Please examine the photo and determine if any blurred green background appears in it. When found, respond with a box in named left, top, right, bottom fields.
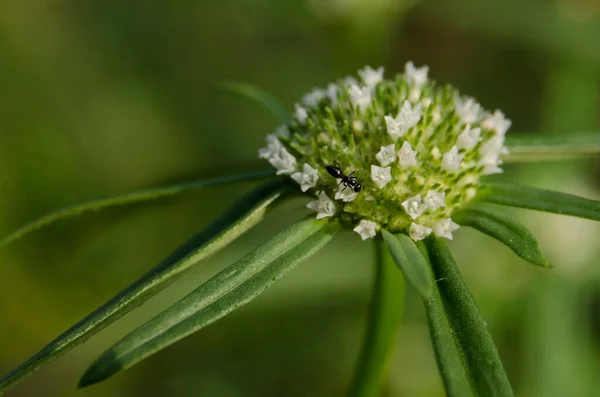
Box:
left=1, top=0, right=600, bottom=396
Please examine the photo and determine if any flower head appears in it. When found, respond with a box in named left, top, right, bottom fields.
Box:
left=258, top=63, right=511, bottom=241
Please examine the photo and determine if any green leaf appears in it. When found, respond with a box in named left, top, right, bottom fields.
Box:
left=221, top=81, right=290, bottom=123
left=504, top=133, right=600, bottom=163
left=0, top=179, right=288, bottom=395
left=479, top=183, right=600, bottom=222
left=454, top=203, right=549, bottom=267
left=417, top=244, right=473, bottom=397
left=0, top=170, right=276, bottom=251
left=382, top=230, right=432, bottom=300
left=348, top=239, right=406, bottom=397
left=425, top=237, right=514, bottom=397
left=79, top=218, right=339, bottom=387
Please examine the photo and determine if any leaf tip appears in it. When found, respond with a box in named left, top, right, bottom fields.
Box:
left=78, top=352, right=122, bottom=389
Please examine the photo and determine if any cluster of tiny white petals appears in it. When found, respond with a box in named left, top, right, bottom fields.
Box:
left=376, top=144, right=397, bottom=166
left=482, top=110, right=511, bottom=136
left=258, top=133, right=297, bottom=175
left=292, top=163, right=320, bottom=192
left=335, top=185, right=358, bottom=203
left=405, top=61, right=429, bottom=87
left=258, top=62, right=511, bottom=242
left=358, top=66, right=385, bottom=89
left=456, top=125, right=481, bottom=150
left=455, top=97, right=481, bottom=124
left=371, top=165, right=392, bottom=189
left=385, top=100, right=421, bottom=140
left=307, top=191, right=336, bottom=219
left=294, top=104, right=308, bottom=124
left=442, top=146, right=463, bottom=172
left=410, top=223, right=433, bottom=241
left=349, top=84, right=372, bottom=112
left=433, top=218, right=460, bottom=240
left=425, top=191, right=446, bottom=211
left=402, top=194, right=427, bottom=220
left=354, top=219, right=378, bottom=240
left=398, top=142, right=418, bottom=167
left=302, top=88, right=326, bottom=108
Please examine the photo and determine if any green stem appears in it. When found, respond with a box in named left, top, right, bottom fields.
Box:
left=0, top=170, right=276, bottom=250
left=348, top=239, right=406, bottom=397
left=503, top=133, right=600, bottom=163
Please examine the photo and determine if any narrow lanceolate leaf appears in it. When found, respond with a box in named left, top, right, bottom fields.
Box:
left=0, top=170, right=276, bottom=250
left=417, top=244, right=473, bottom=397
left=79, top=218, right=339, bottom=387
left=0, top=179, right=289, bottom=395
left=382, top=230, right=432, bottom=300
left=221, top=81, right=290, bottom=123
left=480, top=183, right=600, bottom=222
left=504, top=133, right=600, bottom=163
left=425, top=237, right=514, bottom=397
left=454, top=204, right=549, bottom=267
left=348, top=239, right=406, bottom=397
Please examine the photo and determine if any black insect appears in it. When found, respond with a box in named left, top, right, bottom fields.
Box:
left=325, top=162, right=362, bottom=193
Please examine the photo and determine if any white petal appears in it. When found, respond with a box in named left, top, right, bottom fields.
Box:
left=335, top=184, right=358, bottom=202
left=375, top=144, right=397, bottom=166
left=291, top=163, right=319, bottom=192
left=349, top=84, right=372, bottom=112
left=398, top=141, right=418, bottom=167
left=402, top=194, right=426, bottom=220
left=433, top=218, right=460, bottom=240
left=258, top=134, right=283, bottom=160
left=442, top=146, right=463, bottom=172
left=275, top=125, right=290, bottom=139
left=455, top=96, right=481, bottom=124
left=409, top=223, right=433, bottom=241
left=294, top=104, right=308, bottom=124
left=270, top=148, right=297, bottom=175
left=358, top=66, right=384, bottom=89
left=385, top=115, right=403, bottom=140
left=405, top=61, right=429, bottom=87
left=371, top=165, right=392, bottom=189
left=353, top=220, right=378, bottom=240
left=456, top=124, right=482, bottom=150
left=326, top=83, right=338, bottom=105
left=307, top=191, right=336, bottom=219
left=481, top=110, right=511, bottom=136
left=302, top=88, right=326, bottom=108
left=397, top=100, right=422, bottom=129
left=424, top=191, right=446, bottom=211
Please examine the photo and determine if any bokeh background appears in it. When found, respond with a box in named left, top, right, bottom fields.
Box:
left=1, top=0, right=600, bottom=396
